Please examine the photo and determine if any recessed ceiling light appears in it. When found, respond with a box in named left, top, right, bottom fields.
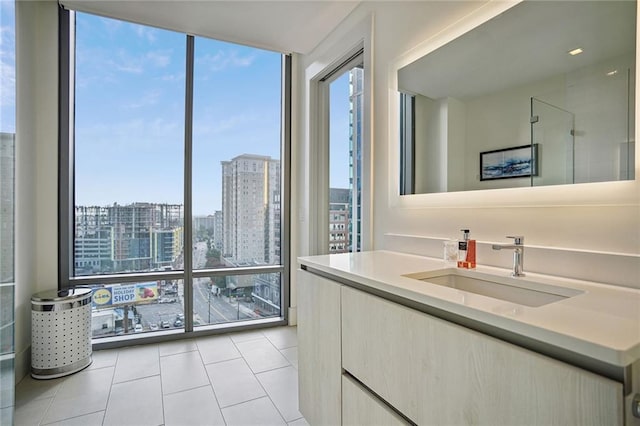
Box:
left=568, top=48, right=583, bottom=56
left=606, top=70, right=618, bottom=76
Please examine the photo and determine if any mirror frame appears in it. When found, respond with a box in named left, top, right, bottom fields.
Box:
left=387, top=0, right=639, bottom=210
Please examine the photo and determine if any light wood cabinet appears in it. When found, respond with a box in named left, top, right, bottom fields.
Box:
left=297, top=269, right=342, bottom=426
left=342, top=374, right=408, bottom=426
left=298, top=268, right=627, bottom=425
left=341, top=285, right=624, bottom=425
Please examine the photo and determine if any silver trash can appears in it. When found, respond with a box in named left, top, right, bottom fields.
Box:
left=31, top=288, right=93, bottom=379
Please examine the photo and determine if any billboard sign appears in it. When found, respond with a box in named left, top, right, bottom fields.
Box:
left=92, top=282, right=159, bottom=308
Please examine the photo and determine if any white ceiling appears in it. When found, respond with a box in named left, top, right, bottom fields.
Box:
left=398, top=1, right=637, bottom=100
left=61, top=0, right=361, bottom=54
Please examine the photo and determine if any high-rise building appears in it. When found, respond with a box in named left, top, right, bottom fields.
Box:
left=329, top=188, right=350, bottom=253
left=75, top=203, right=183, bottom=274
left=221, top=154, right=280, bottom=265
left=349, top=67, right=364, bottom=252
left=193, top=215, right=216, bottom=236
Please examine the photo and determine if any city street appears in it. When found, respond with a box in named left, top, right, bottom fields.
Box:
left=135, top=241, right=262, bottom=330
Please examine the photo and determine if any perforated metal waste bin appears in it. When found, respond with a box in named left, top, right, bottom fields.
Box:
left=31, top=288, right=93, bottom=379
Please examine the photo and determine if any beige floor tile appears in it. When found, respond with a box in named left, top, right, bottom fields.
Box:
left=13, top=396, right=51, bottom=426
left=15, top=375, right=64, bottom=405
left=45, top=410, right=105, bottom=426
left=229, top=329, right=265, bottom=344
left=103, top=376, right=163, bottom=426
left=163, top=385, right=225, bottom=426
left=14, top=327, right=303, bottom=425
left=113, top=344, right=160, bottom=384
left=205, top=358, right=265, bottom=408
left=262, top=326, right=298, bottom=349
left=256, top=366, right=302, bottom=422
left=288, top=417, right=310, bottom=426
left=40, top=367, right=114, bottom=424
left=279, top=347, right=298, bottom=369
left=235, top=338, right=290, bottom=374
left=87, top=349, right=119, bottom=371
left=160, top=350, right=209, bottom=395
left=158, top=338, right=198, bottom=357
left=196, top=335, right=241, bottom=365
left=221, top=396, right=286, bottom=426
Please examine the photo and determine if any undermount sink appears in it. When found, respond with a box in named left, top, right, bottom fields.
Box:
left=403, top=270, right=584, bottom=307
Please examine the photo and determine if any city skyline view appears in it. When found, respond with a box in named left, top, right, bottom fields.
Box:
left=71, top=11, right=351, bottom=216
left=0, top=5, right=353, bottom=215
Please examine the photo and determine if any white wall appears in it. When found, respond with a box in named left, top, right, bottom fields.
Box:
left=15, top=1, right=60, bottom=382
left=296, top=1, right=639, bottom=289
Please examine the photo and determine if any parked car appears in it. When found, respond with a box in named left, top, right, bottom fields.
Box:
left=174, top=319, right=183, bottom=327
left=161, top=320, right=171, bottom=329
left=150, top=323, right=159, bottom=331
left=134, top=324, right=143, bottom=333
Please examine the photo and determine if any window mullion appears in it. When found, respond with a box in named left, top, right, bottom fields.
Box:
left=58, top=6, right=74, bottom=289
left=183, top=35, right=195, bottom=331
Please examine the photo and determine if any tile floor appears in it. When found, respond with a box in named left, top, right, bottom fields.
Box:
left=14, top=326, right=308, bottom=426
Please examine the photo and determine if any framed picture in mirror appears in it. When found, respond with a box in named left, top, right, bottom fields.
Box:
left=480, top=144, right=538, bottom=181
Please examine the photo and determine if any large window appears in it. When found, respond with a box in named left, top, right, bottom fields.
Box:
left=0, top=0, right=16, bottom=422
left=326, top=54, right=364, bottom=254
left=60, top=10, right=289, bottom=339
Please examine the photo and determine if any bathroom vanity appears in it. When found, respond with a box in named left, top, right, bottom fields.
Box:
left=297, top=251, right=640, bottom=425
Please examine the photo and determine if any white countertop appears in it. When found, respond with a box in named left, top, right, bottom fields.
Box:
left=298, top=250, right=640, bottom=368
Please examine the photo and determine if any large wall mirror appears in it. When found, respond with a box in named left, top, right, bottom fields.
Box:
left=398, top=1, right=636, bottom=195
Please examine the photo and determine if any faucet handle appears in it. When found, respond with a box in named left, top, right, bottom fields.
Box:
left=506, top=235, right=524, bottom=245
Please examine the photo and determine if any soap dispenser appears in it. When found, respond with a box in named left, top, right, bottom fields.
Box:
left=457, top=229, right=476, bottom=269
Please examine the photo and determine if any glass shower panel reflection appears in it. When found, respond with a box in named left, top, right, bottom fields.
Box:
left=530, top=98, right=575, bottom=187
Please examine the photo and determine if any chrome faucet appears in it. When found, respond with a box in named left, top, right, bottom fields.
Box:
left=492, top=236, right=525, bottom=277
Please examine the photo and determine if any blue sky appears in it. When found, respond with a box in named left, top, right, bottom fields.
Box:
left=0, top=0, right=15, bottom=134
left=73, top=12, right=351, bottom=215
left=0, top=8, right=351, bottom=215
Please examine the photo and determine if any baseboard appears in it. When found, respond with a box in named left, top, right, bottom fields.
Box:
left=288, top=307, right=297, bottom=326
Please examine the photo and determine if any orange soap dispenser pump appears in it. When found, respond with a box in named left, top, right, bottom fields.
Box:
left=457, top=229, right=476, bottom=269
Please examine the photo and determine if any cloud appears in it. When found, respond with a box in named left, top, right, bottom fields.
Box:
left=161, top=72, right=185, bottom=82
left=146, top=50, right=172, bottom=68
left=100, top=16, right=123, bottom=35
left=123, top=89, right=162, bottom=109
left=0, top=25, right=15, bottom=109
left=76, top=117, right=182, bottom=152
left=197, top=50, right=256, bottom=72
left=111, top=49, right=144, bottom=74
left=0, top=26, right=15, bottom=49
left=134, top=25, right=157, bottom=43
left=0, top=61, right=15, bottom=107
left=101, top=49, right=167, bottom=74
left=194, top=113, right=258, bottom=136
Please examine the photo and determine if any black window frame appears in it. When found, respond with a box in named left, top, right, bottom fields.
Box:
left=57, top=7, right=291, bottom=340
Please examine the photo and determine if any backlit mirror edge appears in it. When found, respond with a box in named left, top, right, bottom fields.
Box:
left=387, top=0, right=640, bottom=210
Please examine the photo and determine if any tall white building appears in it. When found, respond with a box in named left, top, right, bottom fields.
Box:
left=221, top=154, right=280, bottom=265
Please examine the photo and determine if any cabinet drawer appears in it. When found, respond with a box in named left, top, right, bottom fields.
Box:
left=341, top=286, right=623, bottom=425
left=342, top=374, right=409, bottom=426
